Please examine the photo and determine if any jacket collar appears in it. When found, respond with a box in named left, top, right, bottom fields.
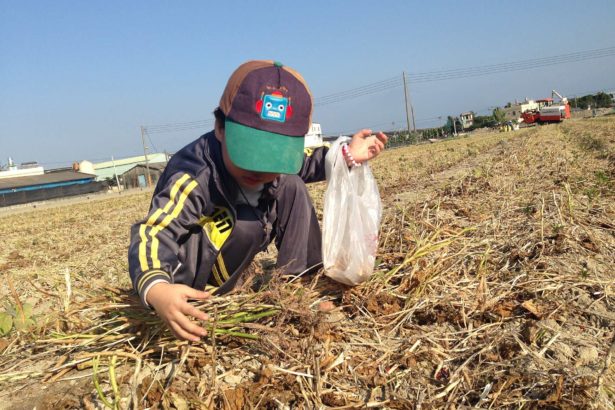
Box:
left=200, top=131, right=237, bottom=207
left=205, top=131, right=281, bottom=206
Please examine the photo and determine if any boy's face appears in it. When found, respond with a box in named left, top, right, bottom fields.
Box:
left=216, top=127, right=279, bottom=189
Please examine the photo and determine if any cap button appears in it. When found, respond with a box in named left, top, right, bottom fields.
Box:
left=273, top=61, right=283, bottom=67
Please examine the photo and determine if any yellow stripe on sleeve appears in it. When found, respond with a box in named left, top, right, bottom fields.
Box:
left=212, top=264, right=224, bottom=286
left=138, top=173, right=192, bottom=272
left=138, top=225, right=149, bottom=272
left=137, top=269, right=169, bottom=293
left=150, top=179, right=199, bottom=269
left=146, top=209, right=164, bottom=227
left=216, top=253, right=230, bottom=281
left=204, top=284, right=218, bottom=292
left=165, top=174, right=191, bottom=212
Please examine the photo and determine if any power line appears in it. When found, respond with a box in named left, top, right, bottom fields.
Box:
left=145, top=118, right=214, bottom=129
left=144, top=128, right=159, bottom=153
left=313, top=76, right=402, bottom=106
left=313, top=46, right=615, bottom=107
left=408, top=48, right=615, bottom=83
left=406, top=46, right=615, bottom=80
left=314, top=81, right=403, bottom=107
left=328, top=115, right=446, bottom=135
left=145, top=119, right=214, bottom=134
left=141, top=46, right=615, bottom=131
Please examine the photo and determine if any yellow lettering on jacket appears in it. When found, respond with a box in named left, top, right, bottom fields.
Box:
left=198, top=207, right=234, bottom=250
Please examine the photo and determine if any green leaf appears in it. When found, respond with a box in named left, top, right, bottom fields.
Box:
left=4, top=304, right=16, bottom=317
left=13, top=315, right=35, bottom=331
left=0, top=313, right=13, bottom=336
left=21, top=303, right=33, bottom=319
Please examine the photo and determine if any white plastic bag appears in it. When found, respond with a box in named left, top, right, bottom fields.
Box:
left=322, top=146, right=382, bottom=285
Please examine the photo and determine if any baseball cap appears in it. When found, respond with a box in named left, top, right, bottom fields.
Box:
left=219, top=60, right=312, bottom=174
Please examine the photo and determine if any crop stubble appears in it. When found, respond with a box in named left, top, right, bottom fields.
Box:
left=0, top=117, right=613, bottom=409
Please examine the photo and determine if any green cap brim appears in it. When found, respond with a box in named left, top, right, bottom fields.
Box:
left=225, top=120, right=305, bottom=174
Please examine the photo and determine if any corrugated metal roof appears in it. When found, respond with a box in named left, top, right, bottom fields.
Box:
left=0, top=170, right=96, bottom=190
left=122, top=163, right=166, bottom=175
left=94, top=153, right=168, bottom=169
left=93, top=153, right=168, bottom=181
left=0, top=167, right=45, bottom=180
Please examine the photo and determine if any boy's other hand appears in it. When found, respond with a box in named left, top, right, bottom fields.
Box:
left=348, top=129, right=388, bottom=163
left=146, top=282, right=210, bottom=342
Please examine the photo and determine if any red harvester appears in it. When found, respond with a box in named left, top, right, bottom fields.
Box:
left=521, top=90, right=571, bottom=124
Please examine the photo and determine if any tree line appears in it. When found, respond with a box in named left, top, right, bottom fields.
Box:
left=570, top=92, right=613, bottom=110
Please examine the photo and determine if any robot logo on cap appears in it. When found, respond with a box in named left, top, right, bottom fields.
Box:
left=255, top=91, right=293, bottom=123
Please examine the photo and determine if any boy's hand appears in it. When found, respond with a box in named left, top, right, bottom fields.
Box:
left=146, top=282, right=210, bottom=342
left=348, top=129, right=388, bottom=163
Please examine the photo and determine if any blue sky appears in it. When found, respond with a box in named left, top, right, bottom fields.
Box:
left=1, top=1, right=614, bottom=167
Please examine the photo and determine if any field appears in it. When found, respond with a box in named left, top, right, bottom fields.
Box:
left=0, top=117, right=614, bottom=409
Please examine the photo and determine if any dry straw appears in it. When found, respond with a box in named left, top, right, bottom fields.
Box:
left=0, top=117, right=613, bottom=409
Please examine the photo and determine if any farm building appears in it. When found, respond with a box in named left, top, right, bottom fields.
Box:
left=121, top=163, right=166, bottom=189
left=0, top=169, right=106, bottom=207
left=459, top=112, right=474, bottom=129
left=502, top=99, right=540, bottom=122
left=0, top=159, right=45, bottom=180
left=304, top=123, right=324, bottom=147
left=93, top=153, right=169, bottom=182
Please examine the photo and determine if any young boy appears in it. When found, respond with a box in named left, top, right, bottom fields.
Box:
left=128, top=60, right=387, bottom=341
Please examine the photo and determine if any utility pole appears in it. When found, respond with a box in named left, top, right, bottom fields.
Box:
left=111, top=155, right=122, bottom=194
left=140, top=126, right=152, bottom=187
left=402, top=72, right=417, bottom=133
left=410, top=97, right=416, bottom=133
left=402, top=72, right=411, bottom=136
